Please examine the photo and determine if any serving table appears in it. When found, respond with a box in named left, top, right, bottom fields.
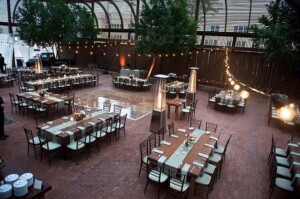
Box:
left=148, top=128, right=218, bottom=199
left=1, top=159, right=52, bottom=199
left=166, top=98, right=186, bottom=120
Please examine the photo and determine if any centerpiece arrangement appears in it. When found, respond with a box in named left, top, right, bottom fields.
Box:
left=38, top=89, right=48, bottom=97
left=184, top=134, right=196, bottom=148
left=128, top=74, right=134, bottom=80
left=73, top=110, right=86, bottom=121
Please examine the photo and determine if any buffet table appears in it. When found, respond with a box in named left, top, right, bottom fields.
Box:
left=1, top=159, right=52, bottom=199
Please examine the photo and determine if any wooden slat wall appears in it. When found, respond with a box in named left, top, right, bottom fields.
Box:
left=61, top=45, right=300, bottom=98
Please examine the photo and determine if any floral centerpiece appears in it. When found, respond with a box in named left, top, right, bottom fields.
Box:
left=128, top=74, right=134, bottom=79
left=185, top=134, right=196, bottom=148
left=73, top=110, right=86, bottom=121
left=38, top=89, right=47, bottom=97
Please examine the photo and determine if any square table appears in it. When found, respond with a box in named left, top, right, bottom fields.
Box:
left=166, top=98, right=186, bottom=120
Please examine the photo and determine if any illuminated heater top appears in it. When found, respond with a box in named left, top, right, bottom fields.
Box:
left=153, top=74, right=168, bottom=112
left=35, top=55, right=43, bottom=73
left=187, top=67, right=199, bottom=93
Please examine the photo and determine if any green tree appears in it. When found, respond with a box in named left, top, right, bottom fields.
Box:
left=16, top=0, right=99, bottom=56
left=134, top=0, right=197, bottom=78
left=251, top=0, right=300, bottom=70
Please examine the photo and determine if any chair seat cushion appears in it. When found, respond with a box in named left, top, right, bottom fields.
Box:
left=196, top=173, right=211, bottom=185
left=96, top=131, right=106, bottom=138
left=106, top=127, right=116, bottom=133
left=276, top=156, right=290, bottom=167
left=67, top=141, right=85, bottom=150
left=214, top=146, right=224, bottom=154
left=29, top=137, right=41, bottom=145
left=181, top=109, right=190, bottom=113
left=170, top=178, right=190, bottom=192
left=276, top=166, right=292, bottom=178
left=204, top=163, right=216, bottom=175
left=209, top=153, right=222, bottom=163
left=143, top=156, right=148, bottom=164
left=84, top=136, right=96, bottom=143
left=114, top=123, right=124, bottom=129
left=149, top=170, right=168, bottom=183
left=42, top=142, right=61, bottom=150
left=275, top=148, right=287, bottom=157
left=275, top=178, right=294, bottom=192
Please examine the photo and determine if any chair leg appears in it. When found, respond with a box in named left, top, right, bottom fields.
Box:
left=33, top=145, right=37, bottom=160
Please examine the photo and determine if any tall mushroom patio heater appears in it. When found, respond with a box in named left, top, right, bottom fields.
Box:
left=149, top=74, right=168, bottom=133
left=186, top=67, right=198, bottom=105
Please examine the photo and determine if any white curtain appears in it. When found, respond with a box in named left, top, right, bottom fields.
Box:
left=0, top=33, right=14, bottom=69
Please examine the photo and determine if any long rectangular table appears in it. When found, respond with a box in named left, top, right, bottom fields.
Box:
left=16, top=92, right=73, bottom=119
left=37, top=109, right=118, bottom=145
left=148, top=129, right=218, bottom=199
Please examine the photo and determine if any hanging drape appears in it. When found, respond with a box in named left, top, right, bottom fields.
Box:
left=0, top=33, right=14, bottom=69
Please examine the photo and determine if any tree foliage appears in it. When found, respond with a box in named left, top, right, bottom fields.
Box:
left=134, top=0, right=197, bottom=55
left=251, top=0, right=300, bottom=69
left=16, top=0, right=99, bottom=49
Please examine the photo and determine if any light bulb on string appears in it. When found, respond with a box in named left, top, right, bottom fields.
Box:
left=230, top=80, right=235, bottom=85
left=234, top=84, right=240, bottom=91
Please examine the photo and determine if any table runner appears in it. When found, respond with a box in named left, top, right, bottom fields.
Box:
left=165, top=129, right=204, bottom=170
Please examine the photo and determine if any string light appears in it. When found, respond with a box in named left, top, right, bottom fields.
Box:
left=224, top=48, right=268, bottom=97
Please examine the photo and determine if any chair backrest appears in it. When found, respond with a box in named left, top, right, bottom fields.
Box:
left=119, top=114, right=127, bottom=126
left=148, top=133, right=157, bottom=152
left=205, top=122, right=218, bottom=133
left=34, top=112, right=47, bottom=126
left=113, top=104, right=122, bottom=114
left=24, top=127, right=34, bottom=143
left=158, top=127, right=166, bottom=145
left=140, top=139, right=149, bottom=160
left=168, top=122, right=174, bottom=137
left=103, top=102, right=111, bottom=112
left=146, top=159, right=164, bottom=182
left=9, top=93, right=16, bottom=103
left=75, top=104, right=85, bottom=112
left=168, top=169, right=187, bottom=192
left=190, top=118, right=202, bottom=129
left=223, top=135, right=232, bottom=156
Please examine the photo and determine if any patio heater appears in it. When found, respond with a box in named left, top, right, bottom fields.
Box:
left=186, top=67, right=199, bottom=105
left=35, top=54, right=43, bottom=73
left=149, top=74, right=168, bottom=133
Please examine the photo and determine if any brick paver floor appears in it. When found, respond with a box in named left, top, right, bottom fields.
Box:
left=0, top=72, right=296, bottom=199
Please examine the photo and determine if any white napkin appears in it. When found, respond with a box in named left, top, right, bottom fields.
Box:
left=209, top=136, right=218, bottom=141
left=178, top=129, right=186, bottom=132
left=41, top=125, right=50, bottom=130
left=205, top=131, right=211, bottom=135
left=198, top=152, right=209, bottom=159
left=65, top=131, right=74, bottom=135
left=189, top=127, right=194, bottom=131
left=181, top=163, right=190, bottom=176
left=288, top=143, right=298, bottom=147
left=290, top=151, right=300, bottom=156
left=152, top=148, right=164, bottom=155
left=77, top=126, right=85, bottom=130
left=204, top=143, right=215, bottom=149
left=47, top=121, right=54, bottom=125
left=88, top=122, right=96, bottom=126
left=171, top=134, right=179, bottom=138
left=62, top=116, right=69, bottom=119
left=86, top=109, right=92, bottom=112
left=158, top=156, right=167, bottom=164
left=193, top=161, right=204, bottom=168
left=99, top=118, right=105, bottom=121
left=53, top=130, right=62, bottom=135
left=161, top=140, right=171, bottom=146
